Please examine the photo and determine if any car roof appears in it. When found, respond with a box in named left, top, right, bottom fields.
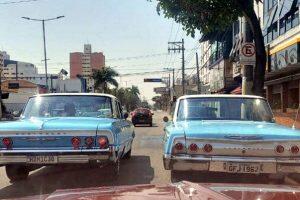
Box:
left=33, top=93, right=117, bottom=99
left=177, top=94, right=266, bottom=101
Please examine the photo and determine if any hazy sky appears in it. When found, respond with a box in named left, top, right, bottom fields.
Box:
left=0, top=0, right=200, bottom=101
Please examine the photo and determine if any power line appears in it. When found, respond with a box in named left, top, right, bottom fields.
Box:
left=0, top=0, right=40, bottom=4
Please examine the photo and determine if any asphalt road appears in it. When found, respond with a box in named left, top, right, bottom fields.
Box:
left=0, top=111, right=300, bottom=199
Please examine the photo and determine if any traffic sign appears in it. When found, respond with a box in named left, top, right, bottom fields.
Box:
left=240, top=43, right=256, bottom=65
left=144, top=78, right=162, bottom=83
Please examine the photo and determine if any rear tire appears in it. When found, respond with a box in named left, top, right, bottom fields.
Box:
left=149, top=122, right=153, bottom=127
left=110, top=160, right=120, bottom=179
left=171, top=170, right=186, bottom=183
left=6, top=165, right=29, bottom=182
left=123, top=149, right=132, bottom=159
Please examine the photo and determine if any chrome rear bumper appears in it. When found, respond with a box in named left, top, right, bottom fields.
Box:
left=163, top=154, right=300, bottom=174
left=0, top=148, right=111, bottom=164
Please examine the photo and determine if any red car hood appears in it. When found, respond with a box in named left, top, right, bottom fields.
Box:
left=13, top=181, right=300, bottom=200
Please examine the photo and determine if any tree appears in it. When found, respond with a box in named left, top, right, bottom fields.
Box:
left=92, top=67, right=119, bottom=93
left=155, top=0, right=266, bottom=96
left=110, top=86, right=142, bottom=111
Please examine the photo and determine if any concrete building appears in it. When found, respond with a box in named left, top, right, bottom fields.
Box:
left=2, top=80, right=42, bottom=112
left=70, top=44, right=105, bottom=91
left=2, top=59, right=63, bottom=91
left=264, top=0, right=300, bottom=113
left=198, top=26, right=237, bottom=94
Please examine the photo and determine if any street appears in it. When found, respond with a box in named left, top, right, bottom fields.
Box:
left=0, top=111, right=298, bottom=199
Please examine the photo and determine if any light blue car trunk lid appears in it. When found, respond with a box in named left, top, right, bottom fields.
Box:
left=177, top=120, right=300, bottom=140
left=0, top=117, right=115, bottom=149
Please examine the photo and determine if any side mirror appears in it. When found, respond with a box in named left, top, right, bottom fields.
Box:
left=163, top=116, right=169, bottom=122
left=124, top=113, right=129, bottom=119
left=151, top=113, right=154, bottom=115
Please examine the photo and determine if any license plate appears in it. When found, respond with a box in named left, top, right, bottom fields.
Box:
left=224, top=162, right=262, bottom=174
left=27, top=155, right=58, bottom=164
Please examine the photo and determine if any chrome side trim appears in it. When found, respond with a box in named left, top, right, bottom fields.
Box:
left=0, top=148, right=110, bottom=154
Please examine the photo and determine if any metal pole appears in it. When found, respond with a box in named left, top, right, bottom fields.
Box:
left=242, top=17, right=254, bottom=95
left=172, top=68, right=175, bottom=88
left=196, top=52, right=201, bottom=94
left=181, top=38, right=185, bottom=95
left=42, top=20, right=48, bottom=90
left=16, top=62, right=18, bottom=80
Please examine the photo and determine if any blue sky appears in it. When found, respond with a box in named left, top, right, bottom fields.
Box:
left=0, top=0, right=200, bottom=101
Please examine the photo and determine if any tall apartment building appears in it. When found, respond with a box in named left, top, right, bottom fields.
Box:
left=70, top=44, right=105, bottom=91
left=264, top=0, right=300, bottom=112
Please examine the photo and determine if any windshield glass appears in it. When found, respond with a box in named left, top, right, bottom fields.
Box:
left=23, top=96, right=112, bottom=118
left=177, top=97, right=274, bottom=122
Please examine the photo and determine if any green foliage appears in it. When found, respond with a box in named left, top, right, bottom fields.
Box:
left=92, top=67, right=119, bottom=93
left=155, top=0, right=244, bottom=37
left=110, top=86, right=142, bottom=111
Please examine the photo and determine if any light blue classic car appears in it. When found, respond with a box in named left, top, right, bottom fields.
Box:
left=163, top=94, right=300, bottom=181
left=0, top=93, right=134, bottom=182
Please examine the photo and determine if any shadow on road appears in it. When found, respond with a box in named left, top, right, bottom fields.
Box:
left=171, top=171, right=283, bottom=185
left=0, top=156, right=154, bottom=199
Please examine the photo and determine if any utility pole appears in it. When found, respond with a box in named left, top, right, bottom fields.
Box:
left=242, top=17, right=254, bottom=95
left=168, top=39, right=185, bottom=95
left=196, top=52, right=201, bottom=94
left=22, top=16, right=65, bottom=91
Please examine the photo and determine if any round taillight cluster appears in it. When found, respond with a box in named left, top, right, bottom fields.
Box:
left=71, top=137, right=81, bottom=149
left=2, top=138, right=12, bottom=149
left=85, top=137, right=94, bottom=148
left=189, top=143, right=198, bottom=152
left=203, top=144, right=213, bottom=153
left=174, top=143, right=184, bottom=151
left=98, top=137, right=108, bottom=149
left=291, top=145, right=299, bottom=154
left=276, top=145, right=284, bottom=153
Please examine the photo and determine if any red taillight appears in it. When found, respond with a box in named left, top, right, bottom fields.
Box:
left=276, top=145, right=284, bottom=153
left=203, top=144, right=213, bottom=153
left=189, top=143, right=198, bottom=152
left=174, top=143, right=184, bottom=151
left=85, top=137, right=94, bottom=147
left=2, top=138, right=12, bottom=148
left=98, top=137, right=108, bottom=149
left=71, top=137, right=81, bottom=149
left=291, top=146, right=299, bottom=154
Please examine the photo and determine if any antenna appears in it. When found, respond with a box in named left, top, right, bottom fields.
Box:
left=292, top=103, right=300, bottom=129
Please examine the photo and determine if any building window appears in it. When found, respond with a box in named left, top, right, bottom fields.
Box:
left=40, top=77, right=42, bottom=80
left=279, top=19, right=285, bottom=35
left=292, top=10, right=299, bottom=28
left=286, top=15, right=292, bottom=31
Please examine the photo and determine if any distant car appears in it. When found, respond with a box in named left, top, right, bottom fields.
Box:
left=131, top=108, right=153, bottom=126
left=163, top=94, right=300, bottom=182
left=0, top=93, right=135, bottom=182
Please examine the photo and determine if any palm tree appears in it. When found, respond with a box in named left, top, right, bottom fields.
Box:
left=92, top=67, right=119, bottom=93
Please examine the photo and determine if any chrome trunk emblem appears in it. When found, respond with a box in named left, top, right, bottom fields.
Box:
left=224, top=135, right=263, bottom=140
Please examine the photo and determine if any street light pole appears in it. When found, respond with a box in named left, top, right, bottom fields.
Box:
left=22, top=16, right=65, bottom=91
left=42, top=20, right=48, bottom=89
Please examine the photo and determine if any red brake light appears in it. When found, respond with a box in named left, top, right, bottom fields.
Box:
left=203, top=144, right=213, bottom=153
left=98, top=137, right=108, bottom=149
left=85, top=137, right=94, bottom=147
left=189, top=143, right=198, bottom=152
left=71, top=137, right=81, bottom=149
left=276, top=145, right=284, bottom=153
left=174, top=143, right=184, bottom=151
left=2, top=138, right=12, bottom=148
left=291, top=146, right=299, bottom=154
